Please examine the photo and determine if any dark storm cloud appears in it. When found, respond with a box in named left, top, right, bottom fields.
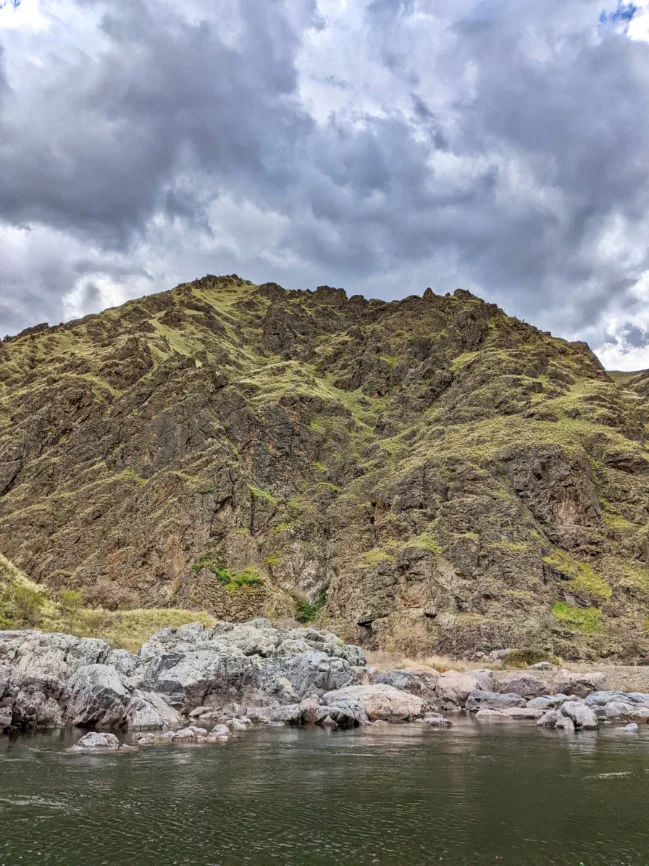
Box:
left=0, top=0, right=649, bottom=368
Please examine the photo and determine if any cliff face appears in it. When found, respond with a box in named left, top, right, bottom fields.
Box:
left=2, top=274, right=649, bottom=659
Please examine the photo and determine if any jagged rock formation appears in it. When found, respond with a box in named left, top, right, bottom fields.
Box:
left=2, top=275, right=649, bottom=658
left=0, top=620, right=365, bottom=731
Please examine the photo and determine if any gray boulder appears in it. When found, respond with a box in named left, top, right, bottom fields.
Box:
left=0, top=631, right=114, bottom=681
left=537, top=710, right=575, bottom=731
left=71, top=732, right=120, bottom=751
left=4, top=671, right=64, bottom=729
left=123, top=690, right=184, bottom=730
left=528, top=694, right=569, bottom=711
left=0, top=700, right=12, bottom=730
left=503, top=707, right=544, bottom=720
left=268, top=704, right=302, bottom=724
left=62, top=664, right=129, bottom=728
left=466, top=691, right=526, bottom=712
left=475, top=709, right=514, bottom=722
left=371, top=669, right=440, bottom=705
left=584, top=690, right=630, bottom=707
left=310, top=701, right=368, bottom=729
left=422, top=714, right=452, bottom=728
left=623, top=723, right=639, bottom=734
left=560, top=701, right=598, bottom=730
left=496, top=673, right=549, bottom=699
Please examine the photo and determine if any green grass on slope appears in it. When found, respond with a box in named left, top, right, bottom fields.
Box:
left=0, top=552, right=215, bottom=651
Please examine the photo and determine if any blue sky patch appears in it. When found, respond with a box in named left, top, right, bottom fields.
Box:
left=600, top=2, right=639, bottom=24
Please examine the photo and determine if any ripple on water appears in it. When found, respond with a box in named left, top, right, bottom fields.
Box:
left=1, top=725, right=649, bottom=865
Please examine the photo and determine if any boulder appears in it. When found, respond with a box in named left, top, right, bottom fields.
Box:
left=370, top=668, right=440, bottom=706
left=503, top=707, right=544, bottom=720
left=436, top=671, right=493, bottom=707
left=310, top=702, right=367, bottom=729
left=537, top=710, right=562, bottom=728
left=466, top=691, right=526, bottom=712
left=71, top=732, right=120, bottom=752
left=623, top=723, right=639, bottom=734
left=537, top=710, right=576, bottom=732
left=553, top=671, right=606, bottom=699
left=206, top=724, right=230, bottom=741
left=172, top=725, right=208, bottom=741
left=298, top=695, right=322, bottom=724
left=626, top=692, right=649, bottom=707
left=323, top=684, right=423, bottom=722
left=62, top=664, right=129, bottom=728
left=422, top=714, right=452, bottom=728
left=530, top=662, right=553, bottom=671
left=123, top=690, right=184, bottom=730
left=584, top=690, right=629, bottom=707
left=5, top=672, right=64, bottom=729
left=560, top=701, right=598, bottom=730
left=268, top=704, right=302, bottom=724
left=496, top=673, right=549, bottom=699
left=0, top=701, right=11, bottom=730
left=226, top=717, right=249, bottom=732
left=528, top=694, right=569, bottom=711
left=475, top=709, right=514, bottom=722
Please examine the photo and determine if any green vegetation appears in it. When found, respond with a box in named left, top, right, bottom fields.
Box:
left=0, top=552, right=215, bottom=650
left=503, top=648, right=554, bottom=668
left=354, top=548, right=395, bottom=569
left=552, top=602, right=602, bottom=634
left=293, top=587, right=328, bottom=623
left=192, top=555, right=264, bottom=590
left=543, top=550, right=612, bottom=601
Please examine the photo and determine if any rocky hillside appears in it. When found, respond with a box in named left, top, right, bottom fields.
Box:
left=2, top=275, right=649, bottom=660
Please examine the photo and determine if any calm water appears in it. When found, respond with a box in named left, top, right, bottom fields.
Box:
left=1, top=719, right=649, bottom=866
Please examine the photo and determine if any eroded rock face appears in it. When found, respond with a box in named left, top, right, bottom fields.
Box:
left=3, top=275, right=649, bottom=660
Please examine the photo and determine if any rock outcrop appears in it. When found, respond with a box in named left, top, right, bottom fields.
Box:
left=3, top=275, right=649, bottom=659
left=0, top=620, right=365, bottom=731
left=1, top=621, right=646, bottom=746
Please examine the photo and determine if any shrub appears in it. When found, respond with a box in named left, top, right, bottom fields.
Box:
left=192, top=554, right=264, bottom=590
left=59, top=589, right=83, bottom=617
left=83, top=579, right=137, bottom=611
left=10, top=584, right=46, bottom=626
left=503, top=649, right=554, bottom=669
left=294, top=587, right=327, bottom=623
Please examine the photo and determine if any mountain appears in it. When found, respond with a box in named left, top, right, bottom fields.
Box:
left=2, top=274, right=649, bottom=660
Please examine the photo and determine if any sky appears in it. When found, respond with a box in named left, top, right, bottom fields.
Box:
left=1, top=1, right=649, bottom=369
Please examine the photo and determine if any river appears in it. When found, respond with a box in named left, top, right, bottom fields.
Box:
left=1, top=719, right=648, bottom=865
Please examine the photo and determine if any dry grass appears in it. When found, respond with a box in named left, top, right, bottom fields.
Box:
left=365, top=650, right=498, bottom=674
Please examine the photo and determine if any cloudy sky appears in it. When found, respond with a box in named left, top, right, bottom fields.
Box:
left=1, top=0, right=649, bottom=368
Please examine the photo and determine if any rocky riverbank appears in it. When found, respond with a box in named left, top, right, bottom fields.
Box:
left=1, top=619, right=647, bottom=751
